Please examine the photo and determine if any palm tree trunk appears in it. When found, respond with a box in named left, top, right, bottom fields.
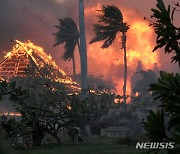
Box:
left=122, top=32, right=127, bottom=111
left=79, top=0, right=88, bottom=93
left=72, top=53, right=76, bottom=77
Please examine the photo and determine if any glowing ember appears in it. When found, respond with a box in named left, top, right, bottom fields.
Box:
left=4, top=40, right=67, bottom=76
left=67, top=105, right=72, bottom=110
left=1, top=40, right=80, bottom=91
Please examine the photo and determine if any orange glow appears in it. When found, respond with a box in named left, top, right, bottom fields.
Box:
left=67, top=105, right=72, bottom=110
left=135, top=92, right=139, bottom=97
left=114, top=98, right=120, bottom=104
left=4, top=40, right=66, bottom=76
left=85, top=4, right=159, bottom=97
left=3, top=40, right=80, bottom=91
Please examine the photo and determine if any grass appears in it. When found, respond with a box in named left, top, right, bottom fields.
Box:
left=0, top=133, right=147, bottom=154
left=12, top=139, right=147, bottom=154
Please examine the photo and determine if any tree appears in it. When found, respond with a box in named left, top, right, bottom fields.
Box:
left=0, top=80, right=24, bottom=100
left=150, top=71, right=180, bottom=137
left=53, top=18, right=80, bottom=76
left=72, top=73, right=115, bottom=91
left=90, top=5, right=129, bottom=107
left=142, top=1, right=180, bottom=153
left=143, top=71, right=180, bottom=153
left=67, top=89, right=115, bottom=136
left=147, top=0, right=180, bottom=67
left=10, top=76, right=70, bottom=145
left=79, top=0, right=88, bottom=92
left=143, top=110, right=167, bottom=142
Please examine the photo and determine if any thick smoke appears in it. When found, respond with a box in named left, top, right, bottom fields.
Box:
left=0, top=0, right=179, bottom=91
left=0, top=0, right=77, bottom=66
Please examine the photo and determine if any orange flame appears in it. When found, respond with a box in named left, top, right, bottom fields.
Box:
left=3, top=40, right=80, bottom=91
left=85, top=4, right=159, bottom=96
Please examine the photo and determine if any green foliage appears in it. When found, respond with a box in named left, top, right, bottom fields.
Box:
left=0, top=79, right=25, bottom=101
left=3, top=76, right=115, bottom=145
left=90, top=5, right=129, bottom=48
left=53, top=18, right=79, bottom=61
left=144, top=2, right=180, bottom=149
left=149, top=0, right=180, bottom=65
left=9, top=76, right=70, bottom=145
left=143, top=110, right=167, bottom=142
left=143, top=71, right=180, bottom=152
left=67, top=90, right=115, bottom=127
left=150, top=71, right=180, bottom=130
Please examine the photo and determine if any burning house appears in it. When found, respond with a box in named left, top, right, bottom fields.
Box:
left=0, top=40, right=80, bottom=91
left=0, top=40, right=81, bottom=117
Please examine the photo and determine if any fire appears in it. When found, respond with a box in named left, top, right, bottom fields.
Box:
left=4, top=52, right=12, bottom=58
left=2, top=40, right=80, bottom=91
left=85, top=4, right=159, bottom=96
left=4, top=40, right=67, bottom=76
left=67, top=105, right=72, bottom=110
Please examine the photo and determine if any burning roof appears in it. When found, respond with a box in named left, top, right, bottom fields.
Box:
left=0, top=40, right=80, bottom=91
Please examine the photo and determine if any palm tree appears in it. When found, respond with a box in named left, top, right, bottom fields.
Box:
left=53, top=18, right=79, bottom=76
left=90, top=5, right=129, bottom=107
left=79, top=0, right=88, bottom=92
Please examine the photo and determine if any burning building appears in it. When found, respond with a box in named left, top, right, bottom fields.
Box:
left=0, top=40, right=80, bottom=91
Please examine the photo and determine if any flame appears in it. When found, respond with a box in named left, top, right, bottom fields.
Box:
left=4, top=52, right=13, bottom=58
left=5, top=40, right=67, bottom=76
left=85, top=4, right=159, bottom=96
left=3, top=40, right=80, bottom=91
left=67, top=105, right=72, bottom=110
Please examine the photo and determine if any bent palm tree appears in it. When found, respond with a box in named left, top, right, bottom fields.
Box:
left=90, top=5, right=129, bottom=107
left=53, top=18, right=79, bottom=76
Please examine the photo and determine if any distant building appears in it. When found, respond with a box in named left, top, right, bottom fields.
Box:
left=101, top=126, right=134, bottom=139
left=153, top=63, right=160, bottom=77
left=130, top=61, right=143, bottom=96
left=130, top=61, right=159, bottom=96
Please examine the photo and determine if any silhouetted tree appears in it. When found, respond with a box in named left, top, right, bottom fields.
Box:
left=90, top=5, right=129, bottom=107
left=10, top=76, right=70, bottom=145
left=54, top=18, right=79, bottom=76
left=147, top=0, right=180, bottom=67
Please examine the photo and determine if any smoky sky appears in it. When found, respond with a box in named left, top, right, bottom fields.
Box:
left=0, top=0, right=179, bottom=74
left=0, top=0, right=74, bottom=58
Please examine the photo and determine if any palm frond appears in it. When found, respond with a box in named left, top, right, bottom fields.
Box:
left=100, top=5, right=123, bottom=23
left=142, top=110, right=167, bottom=142
left=63, top=40, right=76, bottom=61
left=150, top=1, right=180, bottom=65
left=53, top=18, right=79, bottom=61
left=90, top=5, right=129, bottom=48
